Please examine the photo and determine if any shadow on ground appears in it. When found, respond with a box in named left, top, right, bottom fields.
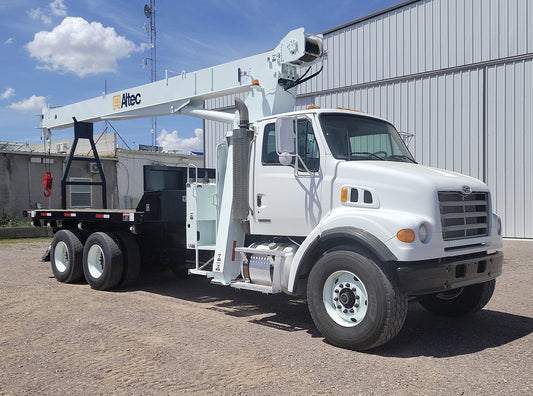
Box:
left=122, top=269, right=533, bottom=357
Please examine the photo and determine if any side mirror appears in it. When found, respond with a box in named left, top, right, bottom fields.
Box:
left=398, top=131, right=413, bottom=146
left=275, top=117, right=295, bottom=166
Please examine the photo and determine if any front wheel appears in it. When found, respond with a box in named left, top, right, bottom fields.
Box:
left=419, top=279, right=496, bottom=317
left=307, top=249, right=407, bottom=350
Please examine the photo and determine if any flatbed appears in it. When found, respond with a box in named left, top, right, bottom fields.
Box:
left=24, top=208, right=144, bottom=226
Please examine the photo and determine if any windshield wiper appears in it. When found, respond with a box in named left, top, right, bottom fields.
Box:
left=387, top=154, right=417, bottom=163
left=349, top=152, right=385, bottom=160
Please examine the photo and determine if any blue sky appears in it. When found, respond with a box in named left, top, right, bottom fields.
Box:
left=0, top=0, right=401, bottom=152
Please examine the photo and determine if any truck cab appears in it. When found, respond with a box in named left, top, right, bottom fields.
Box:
left=249, top=108, right=502, bottom=293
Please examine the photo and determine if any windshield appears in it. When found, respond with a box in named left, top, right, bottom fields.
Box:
left=319, top=113, right=416, bottom=163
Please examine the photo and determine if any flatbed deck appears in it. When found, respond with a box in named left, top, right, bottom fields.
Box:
left=23, top=208, right=144, bottom=224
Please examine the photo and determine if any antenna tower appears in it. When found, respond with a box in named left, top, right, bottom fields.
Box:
left=143, top=1, right=157, bottom=149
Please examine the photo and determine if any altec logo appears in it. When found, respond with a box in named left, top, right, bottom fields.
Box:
left=113, top=92, right=142, bottom=110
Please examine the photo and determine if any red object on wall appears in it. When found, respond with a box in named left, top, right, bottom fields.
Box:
left=43, top=172, right=53, bottom=197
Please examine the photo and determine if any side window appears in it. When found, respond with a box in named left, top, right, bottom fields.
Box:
left=297, top=119, right=320, bottom=172
left=261, top=120, right=320, bottom=172
left=262, top=123, right=279, bottom=165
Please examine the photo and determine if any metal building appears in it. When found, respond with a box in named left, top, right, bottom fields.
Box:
left=205, top=0, right=533, bottom=238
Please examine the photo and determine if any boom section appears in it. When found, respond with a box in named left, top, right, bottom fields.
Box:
left=41, top=28, right=322, bottom=130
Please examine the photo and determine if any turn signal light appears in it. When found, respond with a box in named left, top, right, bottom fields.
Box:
left=397, top=229, right=415, bottom=243
left=341, top=187, right=348, bottom=202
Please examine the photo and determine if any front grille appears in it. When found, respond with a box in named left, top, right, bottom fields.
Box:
left=438, top=191, right=489, bottom=241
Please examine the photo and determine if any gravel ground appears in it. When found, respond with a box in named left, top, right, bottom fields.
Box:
left=0, top=239, right=531, bottom=395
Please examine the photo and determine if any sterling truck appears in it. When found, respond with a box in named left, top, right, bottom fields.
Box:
left=25, top=28, right=503, bottom=350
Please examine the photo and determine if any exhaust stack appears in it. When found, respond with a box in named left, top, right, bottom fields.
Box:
left=232, top=98, right=252, bottom=222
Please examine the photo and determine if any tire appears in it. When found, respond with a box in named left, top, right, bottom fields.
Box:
left=115, top=231, right=141, bottom=287
left=419, top=279, right=496, bottom=317
left=307, top=249, right=407, bottom=351
left=82, top=232, right=124, bottom=291
left=50, top=230, right=85, bottom=283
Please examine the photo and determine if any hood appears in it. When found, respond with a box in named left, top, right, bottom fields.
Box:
left=333, top=161, right=488, bottom=216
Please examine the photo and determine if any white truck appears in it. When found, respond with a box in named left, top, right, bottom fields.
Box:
left=25, top=28, right=503, bottom=350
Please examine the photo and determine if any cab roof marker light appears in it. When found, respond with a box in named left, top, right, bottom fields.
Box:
left=336, top=107, right=365, bottom=113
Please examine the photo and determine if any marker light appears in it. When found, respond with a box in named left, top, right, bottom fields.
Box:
left=341, top=187, right=348, bottom=202
left=397, top=229, right=415, bottom=243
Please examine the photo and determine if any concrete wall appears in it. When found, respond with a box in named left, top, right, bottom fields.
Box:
left=0, top=151, right=118, bottom=218
left=0, top=147, right=205, bottom=218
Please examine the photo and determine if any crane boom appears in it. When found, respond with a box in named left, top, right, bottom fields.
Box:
left=41, top=28, right=322, bottom=132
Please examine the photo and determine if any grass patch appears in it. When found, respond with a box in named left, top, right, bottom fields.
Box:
left=0, top=211, right=31, bottom=228
left=0, top=237, right=52, bottom=244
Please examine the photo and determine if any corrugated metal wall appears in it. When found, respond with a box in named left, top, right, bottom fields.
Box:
left=299, top=0, right=533, bottom=94
left=485, top=59, right=533, bottom=238
left=204, top=92, right=246, bottom=168
left=205, top=0, right=533, bottom=238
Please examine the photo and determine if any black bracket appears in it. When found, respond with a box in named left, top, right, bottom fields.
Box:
left=61, top=118, right=107, bottom=209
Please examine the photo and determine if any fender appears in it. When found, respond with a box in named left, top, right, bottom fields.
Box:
left=285, top=226, right=397, bottom=294
left=320, top=227, right=398, bottom=262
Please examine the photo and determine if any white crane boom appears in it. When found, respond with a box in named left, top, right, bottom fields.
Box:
left=40, top=28, right=323, bottom=132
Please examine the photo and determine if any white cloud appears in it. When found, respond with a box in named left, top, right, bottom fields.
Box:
left=9, top=95, right=47, bottom=112
left=28, top=0, right=67, bottom=24
left=4, top=38, right=14, bottom=45
left=1, top=88, right=15, bottom=100
left=157, top=128, right=203, bottom=154
left=50, top=0, right=67, bottom=17
left=28, top=8, right=52, bottom=25
left=27, top=17, right=145, bottom=77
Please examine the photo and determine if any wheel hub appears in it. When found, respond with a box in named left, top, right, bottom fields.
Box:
left=323, top=271, right=369, bottom=327
left=338, top=288, right=357, bottom=308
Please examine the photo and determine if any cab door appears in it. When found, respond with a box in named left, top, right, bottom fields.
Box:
left=250, top=117, right=323, bottom=236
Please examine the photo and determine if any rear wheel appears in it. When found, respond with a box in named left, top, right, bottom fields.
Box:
left=83, top=232, right=124, bottom=290
left=419, top=279, right=496, bottom=316
left=50, top=230, right=84, bottom=283
left=115, top=231, right=141, bottom=287
left=307, top=249, right=407, bottom=350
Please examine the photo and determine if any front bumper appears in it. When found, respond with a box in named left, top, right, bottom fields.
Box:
left=395, top=251, right=503, bottom=295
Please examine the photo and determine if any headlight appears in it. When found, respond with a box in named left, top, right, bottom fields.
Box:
left=418, top=223, right=430, bottom=243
